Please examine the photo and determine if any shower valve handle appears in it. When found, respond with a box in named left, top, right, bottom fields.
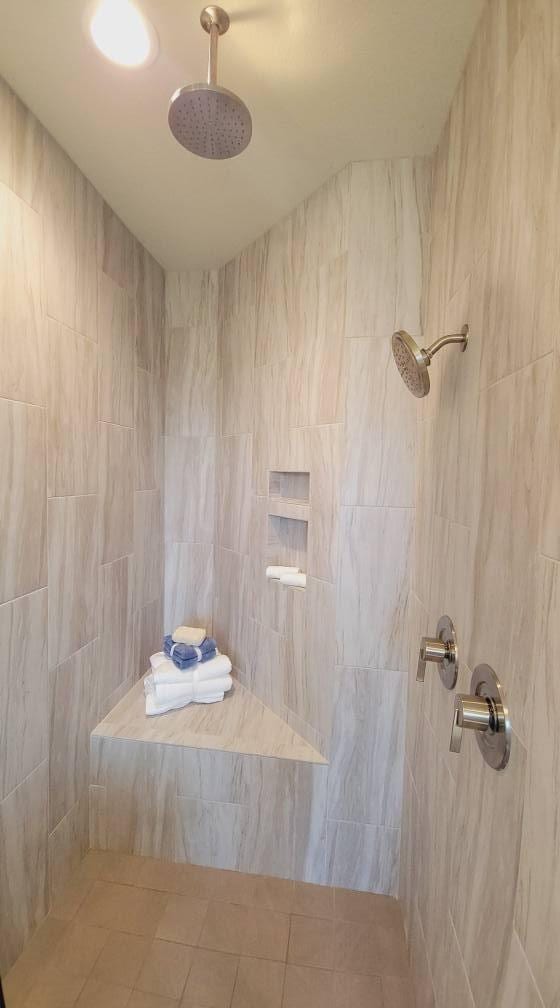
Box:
left=416, top=616, right=458, bottom=690
left=450, top=694, right=494, bottom=753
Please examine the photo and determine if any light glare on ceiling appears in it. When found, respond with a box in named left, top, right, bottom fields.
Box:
left=89, top=0, right=156, bottom=67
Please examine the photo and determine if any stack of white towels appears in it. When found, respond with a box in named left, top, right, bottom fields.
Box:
left=265, top=565, right=306, bottom=589
left=144, top=625, right=233, bottom=716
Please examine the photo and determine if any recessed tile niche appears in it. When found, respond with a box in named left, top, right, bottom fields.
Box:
left=267, top=470, right=310, bottom=580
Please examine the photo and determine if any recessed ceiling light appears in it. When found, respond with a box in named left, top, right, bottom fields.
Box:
left=88, top=0, right=158, bottom=68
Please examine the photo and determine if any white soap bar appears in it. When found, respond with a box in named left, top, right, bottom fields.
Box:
left=266, top=565, right=300, bottom=580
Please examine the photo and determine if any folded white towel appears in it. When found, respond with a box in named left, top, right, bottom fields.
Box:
left=144, top=674, right=233, bottom=704
left=149, top=652, right=232, bottom=686
left=146, top=691, right=226, bottom=716
left=266, top=565, right=300, bottom=580
left=172, top=625, right=206, bottom=646
left=149, top=652, right=170, bottom=670
left=279, top=572, right=306, bottom=589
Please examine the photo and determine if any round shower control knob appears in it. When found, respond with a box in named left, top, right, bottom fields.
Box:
left=449, top=664, right=511, bottom=770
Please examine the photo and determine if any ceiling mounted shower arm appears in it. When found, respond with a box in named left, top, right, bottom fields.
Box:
left=201, top=5, right=230, bottom=86
left=425, top=325, right=469, bottom=360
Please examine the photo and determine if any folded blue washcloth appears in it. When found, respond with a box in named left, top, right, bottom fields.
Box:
left=163, top=635, right=217, bottom=670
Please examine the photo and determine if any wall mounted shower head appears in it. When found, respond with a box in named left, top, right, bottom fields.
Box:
left=391, top=325, right=469, bottom=397
left=168, top=6, right=252, bottom=160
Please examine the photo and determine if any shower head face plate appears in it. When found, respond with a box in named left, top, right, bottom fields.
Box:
left=391, top=330, right=430, bottom=398
left=168, top=82, right=252, bottom=159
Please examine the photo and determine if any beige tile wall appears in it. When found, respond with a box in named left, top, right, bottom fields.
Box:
left=164, top=157, right=428, bottom=896
left=0, top=75, right=165, bottom=972
left=402, top=0, right=560, bottom=1005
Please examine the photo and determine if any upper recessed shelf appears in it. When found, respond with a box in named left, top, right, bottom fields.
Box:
left=269, top=470, right=310, bottom=505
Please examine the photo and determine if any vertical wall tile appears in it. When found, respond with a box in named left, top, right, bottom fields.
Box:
left=326, top=820, right=400, bottom=896
left=100, top=554, right=135, bottom=707
left=135, top=596, right=164, bottom=679
left=48, top=795, right=89, bottom=909
left=0, top=78, right=43, bottom=211
left=136, top=246, right=164, bottom=374
left=255, top=220, right=292, bottom=367
left=164, top=541, right=213, bottom=635
left=164, top=435, right=215, bottom=543
left=98, top=271, right=135, bottom=428
left=134, top=490, right=163, bottom=607
left=48, top=494, right=99, bottom=669
left=49, top=640, right=99, bottom=831
left=99, top=422, right=134, bottom=563
left=337, top=506, right=412, bottom=671
left=136, top=367, right=161, bottom=491
left=216, top=434, right=252, bottom=553
left=0, top=181, right=45, bottom=405
left=0, top=399, right=47, bottom=604
left=0, top=589, right=48, bottom=800
left=47, top=318, right=98, bottom=497
left=0, top=761, right=48, bottom=973
left=328, top=667, right=406, bottom=828
left=342, top=337, right=415, bottom=508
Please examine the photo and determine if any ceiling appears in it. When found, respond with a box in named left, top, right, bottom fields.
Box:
left=0, top=0, right=484, bottom=270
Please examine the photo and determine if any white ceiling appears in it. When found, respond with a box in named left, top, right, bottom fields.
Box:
left=0, top=0, right=483, bottom=269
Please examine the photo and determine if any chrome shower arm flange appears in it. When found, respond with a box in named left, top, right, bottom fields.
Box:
left=200, top=6, right=230, bottom=34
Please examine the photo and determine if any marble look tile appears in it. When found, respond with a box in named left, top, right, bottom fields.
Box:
left=0, top=589, right=48, bottom=799
left=293, top=165, right=350, bottom=283
left=164, top=435, right=215, bottom=544
left=43, top=136, right=100, bottom=341
left=164, top=541, right=213, bottom=635
left=345, top=160, right=398, bottom=341
left=91, top=738, right=178, bottom=859
left=342, top=337, right=415, bottom=508
left=252, top=358, right=290, bottom=495
left=337, top=506, right=412, bottom=672
left=100, top=554, right=135, bottom=706
left=213, top=547, right=249, bottom=672
left=0, top=399, right=47, bottom=604
left=328, top=667, right=406, bottom=828
left=134, top=490, right=164, bottom=607
left=247, top=619, right=285, bottom=717
left=288, top=424, right=342, bottom=584
left=98, top=271, right=135, bottom=428
left=221, top=310, right=255, bottom=436
left=48, top=494, right=99, bottom=669
left=515, top=557, right=560, bottom=1008
left=326, top=821, right=400, bottom=896
left=284, top=577, right=335, bottom=752
left=165, top=325, right=217, bottom=437
left=166, top=269, right=218, bottom=331
left=540, top=352, right=560, bottom=560
left=431, top=914, right=475, bottom=1008
left=293, top=763, right=328, bottom=885
left=176, top=798, right=249, bottom=871
left=334, top=913, right=408, bottom=978
left=408, top=902, right=436, bottom=1008
left=450, top=732, right=527, bottom=1008
left=182, top=947, right=239, bottom=1007
left=48, top=796, right=90, bottom=910
left=0, top=761, right=48, bottom=973
left=394, top=158, right=431, bottom=336
left=134, top=596, right=163, bottom=679
left=0, top=78, right=43, bottom=210
left=290, top=254, right=348, bottom=428
left=0, top=181, right=46, bottom=405
left=77, top=879, right=168, bottom=936
left=49, top=640, right=100, bottom=830
left=48, top=318, right=98, bottom=496
left=136, top=247, right=164, bottom=375
left=480, top=23, right=553, bottom=388
left=470, top=356, right=551, bottom=742
left=255, top=219, right=292, bottom=367
left=216, top=434, right=252, bottom=553
left=102, top=204, right=136, bottom=294
left=412, top=416, right=436, bottom=608
left=99, top=422, right=134, bottom=563
left=136, top=367, right=161, bottom=491
left=239, top=758, right=295, bottom=878
left=495, top=929, right=545, bottom=1008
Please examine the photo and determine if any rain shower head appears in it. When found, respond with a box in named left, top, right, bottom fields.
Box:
left=168, top=6, right=252, bottom=160
left=391, top=325, right=469, bottom=398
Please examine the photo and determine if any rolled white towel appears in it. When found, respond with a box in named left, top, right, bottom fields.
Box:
left=172, top=625, right=206, bottom=646
left=146, top=691, right=226, bottom=716
left=266, top=565, right=300, bottom=580
left=279, top=572, right=306, bottom=589
left=149, top=652, right=232, bottom=686
left=144, top=674, right=233, bottom=703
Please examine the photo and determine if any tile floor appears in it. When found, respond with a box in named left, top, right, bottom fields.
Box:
left=3, top=852, right=414, bottom=1008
